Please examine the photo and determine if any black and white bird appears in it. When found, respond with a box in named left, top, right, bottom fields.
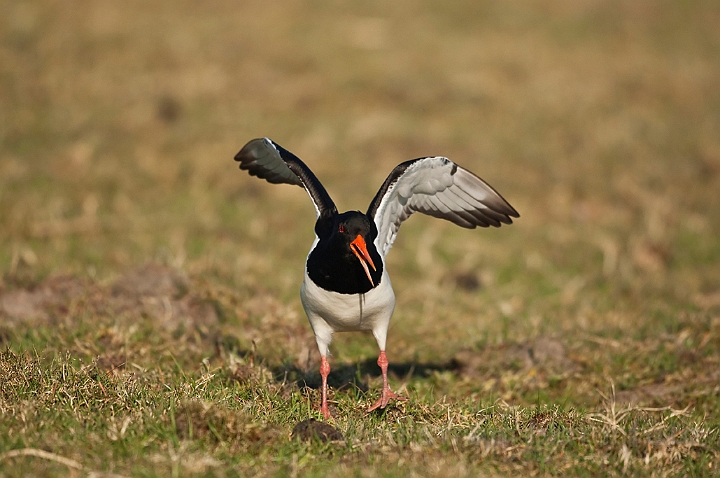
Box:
left=235, top=138, right=518, bottom=419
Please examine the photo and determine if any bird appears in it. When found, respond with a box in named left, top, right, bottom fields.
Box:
left=234, top=138, right=519, bottom=419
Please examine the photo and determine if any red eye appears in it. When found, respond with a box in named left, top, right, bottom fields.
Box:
left=339, top=224, right=345, bottom=233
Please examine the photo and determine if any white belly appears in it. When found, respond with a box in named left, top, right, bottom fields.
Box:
left=300, top=269, right=395, bottom=356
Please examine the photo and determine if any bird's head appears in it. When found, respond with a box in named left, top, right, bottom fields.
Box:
left=334, top=212, right=378, bottom=286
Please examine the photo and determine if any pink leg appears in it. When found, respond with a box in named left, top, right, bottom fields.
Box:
left=319, top=356, right=331, bottom=420
left=368, top=350, right=406, bottom=412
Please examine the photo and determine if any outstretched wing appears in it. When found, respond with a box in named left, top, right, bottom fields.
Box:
left=234, top=138, right=337, bottom=218
left=367, top=156, right=519, bottom=257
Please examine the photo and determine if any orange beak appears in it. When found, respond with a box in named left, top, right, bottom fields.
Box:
left=350, top=235, right=377, bottom=286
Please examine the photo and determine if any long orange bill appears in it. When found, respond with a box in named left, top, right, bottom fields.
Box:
left=350, top=235, right=376, bottom=286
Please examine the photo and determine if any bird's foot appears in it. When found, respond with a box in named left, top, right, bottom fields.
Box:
left=368, top=388, right=407, bottom=412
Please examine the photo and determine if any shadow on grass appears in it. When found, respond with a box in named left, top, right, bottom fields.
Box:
left=271, top=357, right=460, bottom=393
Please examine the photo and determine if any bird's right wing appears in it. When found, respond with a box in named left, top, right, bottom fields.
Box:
left=367, top=156, right=519, bottom=257
left=234, top=138, right=337, bottom=218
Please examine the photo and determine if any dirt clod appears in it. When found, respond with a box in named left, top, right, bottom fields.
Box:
left=111, top=263, right=189, bottom=299
left=291, top=419, right=344, bottom=442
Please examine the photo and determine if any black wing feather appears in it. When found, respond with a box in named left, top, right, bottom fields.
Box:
left=235, top=138, right=337, bottom=218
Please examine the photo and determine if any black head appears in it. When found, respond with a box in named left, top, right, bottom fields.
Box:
left=334, top=211, right=374, bottom=242
left=307, top=211, right=383, bottom=294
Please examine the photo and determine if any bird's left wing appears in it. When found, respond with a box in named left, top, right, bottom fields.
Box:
left=234, top=138, right=337, bottom=218
left=367, top=156, right=519, bottom=257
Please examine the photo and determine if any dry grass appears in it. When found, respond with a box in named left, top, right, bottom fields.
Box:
left=1, top=0, right=719, bottom=476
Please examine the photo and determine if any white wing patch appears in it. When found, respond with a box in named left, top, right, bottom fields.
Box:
left=371, top=157, right=517, bottom=258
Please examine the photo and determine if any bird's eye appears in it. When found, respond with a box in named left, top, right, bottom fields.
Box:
left=338, top=224, right=345, bottom=233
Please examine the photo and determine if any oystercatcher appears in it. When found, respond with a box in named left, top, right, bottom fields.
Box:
left=235, top=138, right=518, bottom=419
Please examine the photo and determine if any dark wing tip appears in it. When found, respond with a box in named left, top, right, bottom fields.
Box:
left=495, top=204, right=520, bottom=223
left=486, top=187, right=519, bottom=220
left=233, top=138, right=304, bottom=186
left=504, top=203, right=520, bottom=219
left=486, top=205, right=519, bottom=227
left=457, top=167, right=520, bottom=221
left=234, top=137, right=268, bottom=166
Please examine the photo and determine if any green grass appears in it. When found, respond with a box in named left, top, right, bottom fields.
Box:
left=2, top=0, right=720, bottom=476
left=0, top=348, right=714, bottom=477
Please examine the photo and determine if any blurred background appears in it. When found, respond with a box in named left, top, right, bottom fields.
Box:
left=1, top=0, right=719, bottom=376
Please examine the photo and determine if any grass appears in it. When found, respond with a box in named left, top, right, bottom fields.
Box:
left=1, top=0, right=720, bottom=476
left=0, top=348, right=714, bottom=476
